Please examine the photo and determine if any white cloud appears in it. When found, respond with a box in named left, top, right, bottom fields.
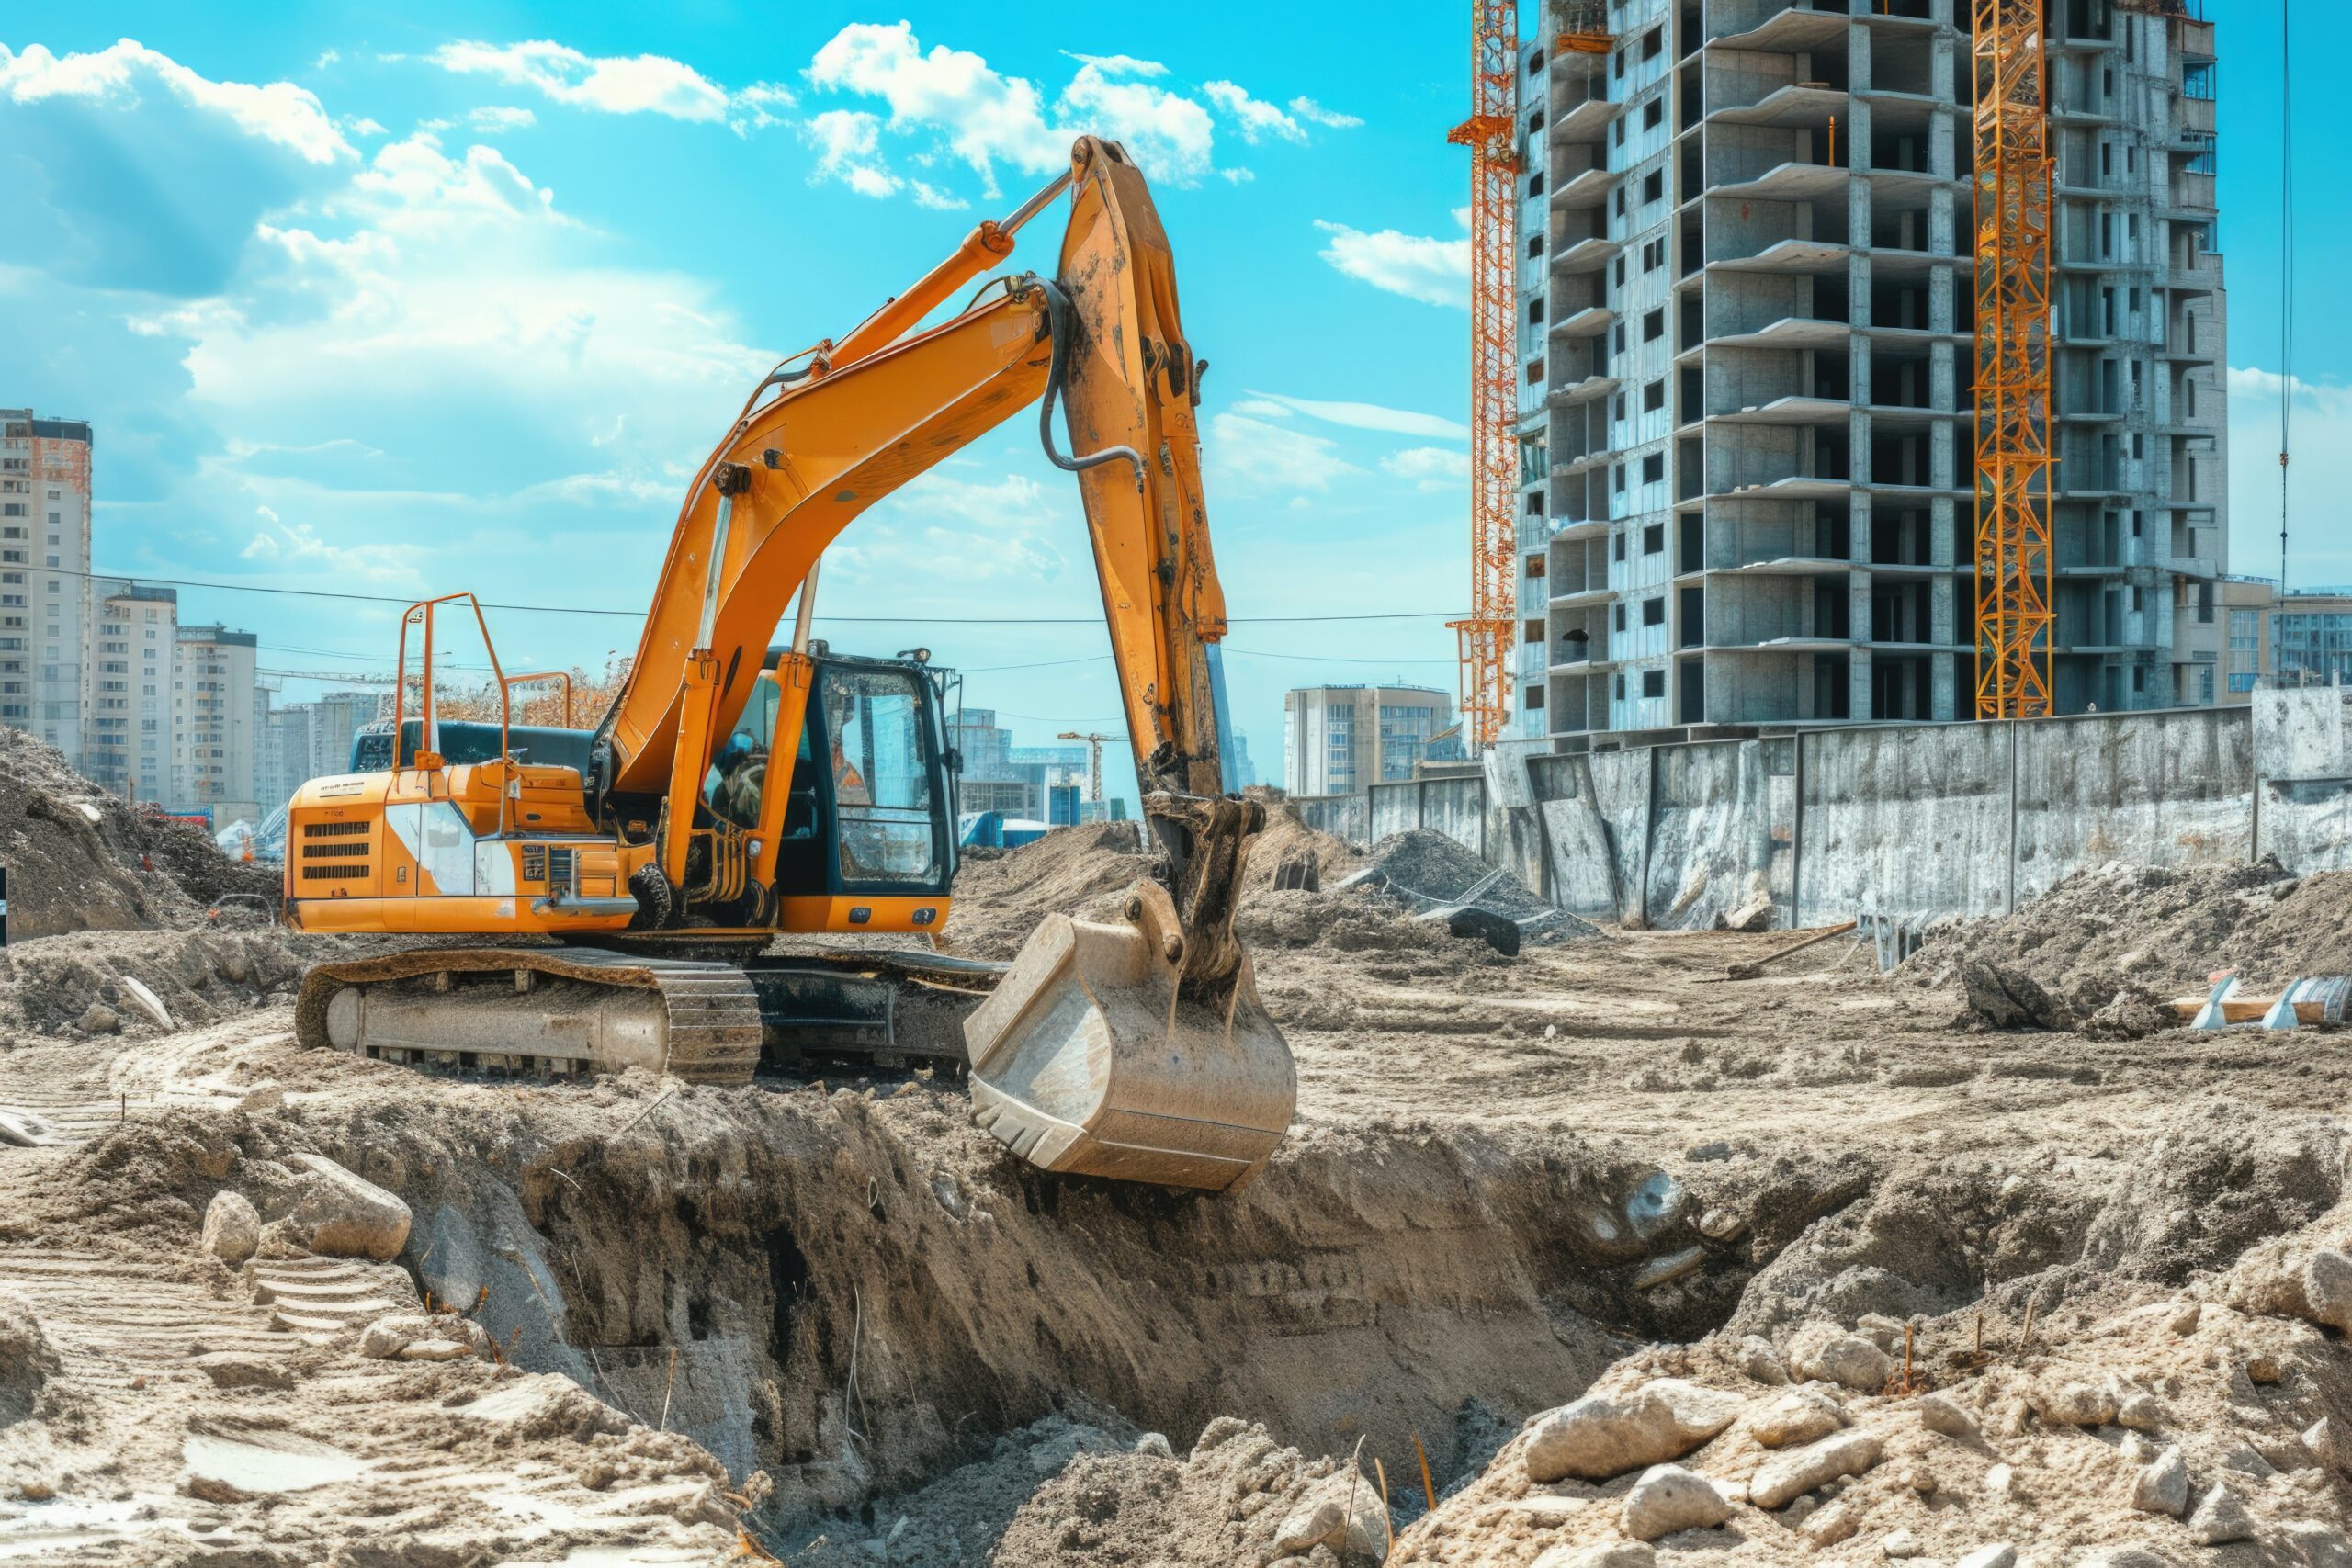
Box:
left=465, top=105, right=536, bottom=132
left=314, top=49, right=342, bottom=70
left=241, top=510, right=424, bottom=586
left=1288, top=96, right=1361, bottom=130
left=731, top=80, right=796, bottom=135
left=807, top=22, right=1062, bottom=196
left=1227, top=398, right=1294, bottom=420
left=1205, top=412, right=1360, bottom=496
left=803, top=109, right=899, bottom=198
left=1381, top=446, right=1469, bottom=491
left=1313, top=217, right=1468, bottom=308
left=343, top=115, right=386, bottom=136
left=0, top=39, right=354, bottom=163
left=1203, top=81, right=1302, bottom=144
left=332, top=134, right=562, bottom=231
left=430, top=39, right=729, bottom=122
left=827, top=471, right=1071, bottom=586
left=802, top=24, right=1335, bottom=203
left=1246, top=390, right=1469, bottom=442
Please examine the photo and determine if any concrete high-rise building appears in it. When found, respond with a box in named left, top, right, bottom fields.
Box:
left=84, top=580, right=177, bottom=802
left=1515, top=0, right=2226, bottom=741
left=172, top=624, right=260, bottom=820
left=259, top=688, right=379, bottom=811
left=1282, top=685, right=1454, bottom=795
left=0, top=409, right=95, bottom=758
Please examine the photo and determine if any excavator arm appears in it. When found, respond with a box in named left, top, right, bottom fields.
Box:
left=591, top=137, right=1292, bottom=1187
left=598, top=137, right=1262, bottom=1013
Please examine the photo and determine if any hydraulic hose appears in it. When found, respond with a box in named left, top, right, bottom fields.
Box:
left=1025, top=274, right=1147, bottom=491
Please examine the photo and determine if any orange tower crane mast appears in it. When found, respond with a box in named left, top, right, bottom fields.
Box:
left=1446, top=1, right=1521, bottom=750
left=1971, top=0, right=2056, bottom=718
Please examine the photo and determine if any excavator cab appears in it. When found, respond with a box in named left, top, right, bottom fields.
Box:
left=719, top=647, right=959, bottom=917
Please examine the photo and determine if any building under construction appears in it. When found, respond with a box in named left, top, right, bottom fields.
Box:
left=1514, top=0, right=2226, bottom=740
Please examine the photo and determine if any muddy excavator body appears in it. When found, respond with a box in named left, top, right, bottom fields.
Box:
left=282, top=139, right=1295, bottom=1192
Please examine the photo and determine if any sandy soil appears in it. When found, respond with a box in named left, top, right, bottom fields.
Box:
left=4, top=805, right=2352, bottom=1564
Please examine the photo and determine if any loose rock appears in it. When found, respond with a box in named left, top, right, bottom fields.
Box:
left=2187, top=1483, right=2254, bottom=1546
left=1955, top=1548, right=2018, bottom=1568
left=2307, top=1416, right=2352, bottom=1472
left=2030, top=1379, right=2118, bottom=1427
left=278, top=1153, right=411, bottom=1260
left=2168, top=1299, right=2203, bottom=1337
left=198, top=1190, right=259, bottom=1267
left=1881, top=1528, right=1925, bottom=1559
left=192, top=1351, right=291, bottom=1391
left=1918, top=1391, right=1982, bottom=1441
left=1736, top=1336, right=1788, bottom=1386
left=1787, top=1323, right=1892, bottom=1393
left=1749, top=1430, right=1883, bottom=1510
left=2303, top=1247, right=2352, bottom=1334
left=1750, top=1387, right=1843, bottom=1449
left=1531, top=1546, right=1653, bottom=1568
left=2130, top=1446, right=2188, bottom=1517
left=1521, top=1379, right=1744, bottom=1483
left=1270, top=1470, right=1385, bottom=1562
left=1619, top=1464, right=1731, bottom=1541
left=2115, top=1392, right=2163, bottom=1432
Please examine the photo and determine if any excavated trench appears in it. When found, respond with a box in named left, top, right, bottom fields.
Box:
left=270, top=1081, right=1804, bottom=1529
left=235, top=1062, right=2351, bottom=1552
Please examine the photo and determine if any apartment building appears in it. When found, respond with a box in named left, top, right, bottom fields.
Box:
left=172, top=624, right=260, bottom=821
left=0, top=409, right=95, bottom=757
left=258, top=688, right=378, bottom=812
left=83, top=580, right=177, bottom=801
left=1515, top=0, right=2227, bottom=742
left=1281, top=684, right=1456, bottom=795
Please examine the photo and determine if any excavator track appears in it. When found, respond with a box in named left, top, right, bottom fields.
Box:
left=295, top=948, right=763, bottom=1086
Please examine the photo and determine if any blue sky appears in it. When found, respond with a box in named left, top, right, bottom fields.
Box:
left=0, top=6, right=2325, bottom=805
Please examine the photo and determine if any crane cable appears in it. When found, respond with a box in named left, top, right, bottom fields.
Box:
left=2279, top=0, right=2293, bottom=637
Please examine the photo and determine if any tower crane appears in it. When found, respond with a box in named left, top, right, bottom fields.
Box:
left=1449, top=1, right=1609, bottom=750
left=1056, top=730, right=1126, bottom=804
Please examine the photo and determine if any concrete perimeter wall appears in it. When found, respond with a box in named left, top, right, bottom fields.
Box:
left=1297, top=690, right=2352, bottom=930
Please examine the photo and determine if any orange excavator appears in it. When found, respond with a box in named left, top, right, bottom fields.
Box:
left=279, top=138, right=1293, bottom=1191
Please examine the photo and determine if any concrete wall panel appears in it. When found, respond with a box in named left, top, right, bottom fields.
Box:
left=2013, top=709, right=2250, bottom=898
left=1797, top=721, right=2013, bottom=922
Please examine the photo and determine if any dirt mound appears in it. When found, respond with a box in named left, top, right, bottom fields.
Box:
left=1240, top=791, right=1364, bottom=894
left=993, top=1418, right=1382, bottom=1568
left=1238, top=886, right=1473, bottom=960
left=1905, top=857, right=2352, bottom=1031
left=0, top=927, right=314, bottom=1039
left=0, top=728, right=277, bottom=938
left=943, top=821, right=1154, bottom=959
left=0, top=1292, right=54, bottom=1427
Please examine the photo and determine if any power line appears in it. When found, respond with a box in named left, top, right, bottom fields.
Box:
left=74, top=563, right=1464, bottom=626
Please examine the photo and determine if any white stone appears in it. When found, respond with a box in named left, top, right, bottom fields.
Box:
left=1522, top=1379, right=1745, bottom=1483
left=2187, top=1483, right=2254, bottom=1546
left=1917, top=1391, right=1981, bottom=1440
left=198, top=1190, right=259, bottom=1267
left=1531, top=1546, right=1654, bottom=1568
left=1749, top=1430, right=1883, bottom=1510
left=2306, top=1415, right=2352, bottom=1472
left=1880, top=1529, right=1924, bottom=1559
left=1983, top=1463, right=2019, bottom=1501
left=1751, top=1387, right=1843, bottom=1449
left=1787, top=1322, right=1892, bottom=1393
left=279, top=1153, right=411, bottom=1260
left=2303, top=1247, right=2352, bottom=1335
left=2284, top=1524, right=2352, bottom=1568
left=1696, top=1207, right=1746, bottom=1241
left=2131, top=1446, right=2188, bottom=1517
left=2167, top=1299, right=2203, bottom=1336
left=1270, top=1470, right=1385, bottom=1562
left=2030, top=1379, right=2118, bottom=1427
left=1736, top=1336, right=1788, bottom=1385
left=1619, top=1464, right=1732, bottom=1540
left=1633, top=1247, right=1705, bottom=1291
left=1854, top=1314, right=1905, bottom=1352
left=1954, top=1548, right=2018, bottom=1568
left=2115, top=1392, right=2163, bottom=1432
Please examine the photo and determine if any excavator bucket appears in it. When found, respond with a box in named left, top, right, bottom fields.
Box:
left=962, top=879, right=1295, bottom=1191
